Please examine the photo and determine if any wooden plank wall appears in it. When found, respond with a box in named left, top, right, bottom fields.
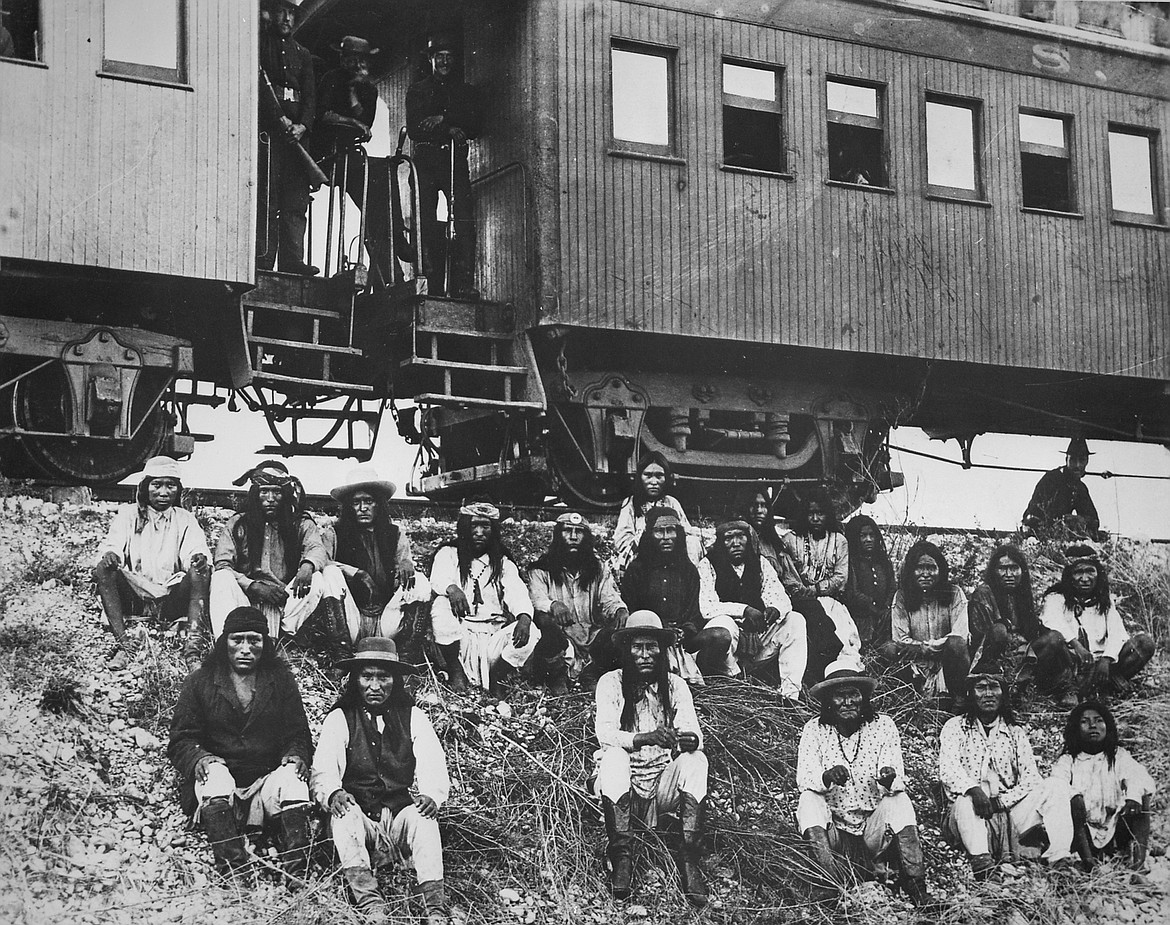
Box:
left=553, top=0, right=1169, bottom=380
left=0, top=0, right=255, bottom=283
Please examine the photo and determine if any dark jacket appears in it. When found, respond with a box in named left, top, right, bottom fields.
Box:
left=314, top=67, right=378, bottom=156
left=405, top=75, right=482, bottom=147
left=168, top=659, right=312, bottom=817
left=1022, top=467, right=1099, bottom=535
left=621, top=555, right=703, bottom=640
left=260, top=32, right=316, bottom=132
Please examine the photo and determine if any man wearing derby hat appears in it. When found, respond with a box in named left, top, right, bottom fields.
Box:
left=592, top=611, right=710, bottom=907
left=311, top=638, right=451, bottom=925
left=406, top=32, right=483, bottom=297
left=1022, top=437, right=1101, bottom=539
left=168, top=606, right=314, bottom=884
left=326, top=466, right=431, bottom=647
left=93, top=455, right=211, bottom=665
left=796, top=657, right=931, bottom=905
left=938, top=665, right=1078, bottom=877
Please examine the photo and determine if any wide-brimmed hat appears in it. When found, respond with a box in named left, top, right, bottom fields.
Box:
left=334, top=35, right=380, bottom=57
left=330, top=465, right=397, bottom=502
left=612, top=610, right=678, bottom=648
left=335, top=637, right=420, bottom=675
left=132, top=455, right=182, bottom=483
left=810, top=656, right=876, bottom=701
left=427, top=33, right=458, bottom=55
left=1065, top=437, right=1093, bottom=458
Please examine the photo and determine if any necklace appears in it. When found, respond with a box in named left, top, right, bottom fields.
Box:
left=836, top=726, right=863, bottom=764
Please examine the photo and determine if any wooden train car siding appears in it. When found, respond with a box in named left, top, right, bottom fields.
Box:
left=550, top=0, right=1169, bottom=380
left=0, top=0, right=255, bottom=283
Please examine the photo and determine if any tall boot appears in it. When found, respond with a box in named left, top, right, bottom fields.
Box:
left=677, top=793, right=708, bottom=908
left=603, top=794, right=634, bottom=900
left=322, top=596, right=354, bottom=666
left=543, top=655, right=569, bottom=696
left=803, top=827, right=839, bottom=900
left=438, top=643, right=469, bottom=693
left=201, top=798, right=251, bottom=883
left=418, top=879, right=449, bottom=925
left=894, top=825, right=932, bottom=907
left=277, top=802, right=312, bottom=883
left=488, top=660, right=511, bottom=699
left=344, top=867, right=389, bottom=924
left=182, top=569, right=211, bottom=667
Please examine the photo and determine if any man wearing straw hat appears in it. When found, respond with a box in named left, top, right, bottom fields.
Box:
left=592, top=610, right=710, bottom=907
left=168, top=606, right=314, bottom=884
left=93, top=455, right=211, bottom=666
left=428, top=501, right=539, bottom=695
left=326, top=466, right=431, bottom=648
left=697, top=519, right=805, bottom=696
left=1022, top=437, right=1100, bottom=539
left=311, top=637, right=450, bottom=925
left=211, top=460, right=351, bottom=661
left=527, top=511, right=628, bottom=694
left=796, top=657, right=931, bottom=905
left=938, top=665, right=1078, bottom=878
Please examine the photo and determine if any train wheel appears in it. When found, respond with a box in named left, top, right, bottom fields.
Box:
left=546, top=405, right=626, bottom=511
left=12, top=363, right=167, bottom=484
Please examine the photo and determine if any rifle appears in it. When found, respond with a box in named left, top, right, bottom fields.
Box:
left=259, top=67, right=328, bottom=190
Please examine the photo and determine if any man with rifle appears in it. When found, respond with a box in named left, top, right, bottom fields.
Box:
left=258, top=0, right=319, bottom=276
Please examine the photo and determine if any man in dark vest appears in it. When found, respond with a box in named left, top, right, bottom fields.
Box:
left=311, top=637, right=450, bottom=925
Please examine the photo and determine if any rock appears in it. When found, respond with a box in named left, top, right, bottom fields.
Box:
left=626, top=905, right=649, bottom=917
left=498, top=888, right=521, bottom=903
left=129, top=727, right=160, bottom=749
left=496, top=702, right=513, bottom=719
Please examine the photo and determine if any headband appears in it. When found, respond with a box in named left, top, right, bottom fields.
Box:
left=556, top=512, right=586, bottom=526
left=233, top=460, right=295, bottom=488
left=460, top=501, right=501, bottom=520
left=716, top=520, right=752, bottom=537
left=645, top=506, right=682, bottom=529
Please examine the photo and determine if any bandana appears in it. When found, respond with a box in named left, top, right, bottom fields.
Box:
left=716, top=520, right=752, bottom=539
left=460, top=501, right=500, bottom=520
left=222, top=606, right=269, bottom=637
left=1064, top=544, right=1102, bottom=569
left=556, top=512, right=585, bottom=526
left=644, top=506, right=681, bottom=530
left=233, top=460, right=295, bottom=488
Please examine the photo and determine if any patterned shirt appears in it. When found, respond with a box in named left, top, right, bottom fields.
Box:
left=796, top=714, right=906, bottom=835
left=1050, top=748, right=1155, bottom=848
left=781, top=532, right=849, bottom=595
left=938, top=715, right=1039, bottom=808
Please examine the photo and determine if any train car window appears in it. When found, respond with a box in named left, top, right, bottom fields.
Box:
left=1019, top=111, right=1074, bottom=212
left=1108, top=127, right=1160, bottom=222
left=101, top=0, right=187, bottom=85
left=1076, top=1, right=1125, bottom=36
left=826, top=78, right=887, bottom=187
left=925, top=96, right=982, bottom=199
left=610, top=41, right=676, bottom=156
left=0, top=0, right=42, bottom=63
left=722, top=60, right=784, bottom=174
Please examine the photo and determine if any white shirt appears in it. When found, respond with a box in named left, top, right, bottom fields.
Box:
left=429, top=547, right=532, bottom=628
left=697, top=555, right=793, bottom=624
left=99, top=503, right=210, bottom=585
left=1039, top=593, right=1129, bottom=661
left=1051, top=748, right=1154, bottom=848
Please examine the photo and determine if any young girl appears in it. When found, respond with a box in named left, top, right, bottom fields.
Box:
left=1052, top=699, right=1154, bottom=871
left=611, top=453, right=703, bottom=576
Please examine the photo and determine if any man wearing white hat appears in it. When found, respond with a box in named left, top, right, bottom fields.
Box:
left=311, top=637, right=450, bottom=925
left=592, top=611, right=709, bottom=907
left=93, top=455, right=211, bottom=664
left=796, top=657, right=931, bottom=905
left=325, top=466, right=431, bottom=646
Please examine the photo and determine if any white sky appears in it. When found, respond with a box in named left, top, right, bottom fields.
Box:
left=104, top=0, right=179, bottom=69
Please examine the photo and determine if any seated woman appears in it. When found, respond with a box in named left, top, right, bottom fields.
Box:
left=611, top=453, right=704, bottom=577
left=842, top=515, right=895, bottom=652
left=879, top=540, right=970, bottom=702
left=744, top=488, right=796, bottom=582
left=1053, top=699, right=1155, bottom=872
left=967, top=544, right=1041, bottom=676
left=1033, top=545, right=1155, bottom=708
left=780, top=488, right=861, bottom=686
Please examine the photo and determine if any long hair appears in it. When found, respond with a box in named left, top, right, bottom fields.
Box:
left=203, top=631, right=280, bottom=675
left=331, top=668, right=415, bottom=714
left=983, top=544, right=1038, bottom=639
left=961, top=682, right=1019, bottom=726
left=707, top=527, right=764, bottom=605
left=844, top=514, right=894, bottom=582
left=134, top=476, right=185, bottom=531
left=633, top=518, right=688, bottom=565
left=817, top=688, right=878, bottom=727
left=631, top=451, right=675, bottom=509
left=619, top=642, right=674, bottom=733
left=531, top=521, right=602, bottom=588
left=745, top=489, right=784, bottom=551
left=1048, top=549, right=1111, bottom=614
left=444, top=513, right=511, bottom=586
left=335, top=495, right=399, bottom=579
left=1062, top=698, right=1119, bottom=770
left=792, top=486, right=841, bottom=537
left=899, top=540, right=956, bottom=612
left=233, top=482, right=304, bottom=576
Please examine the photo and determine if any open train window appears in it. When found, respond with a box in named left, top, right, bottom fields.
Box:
left=610, top=40, right=676, bottom=158
left=826, top=77, right=887, bottom=187
left=1, top=0, right=42, bottom=63
left=1019, top=111, right=1075, bottom=213
left=722, top=60, right=785, bottom=174
left=101, top=0, right=187, bottom=85
left=925, top=95, right=983, bottom=201
left=1108, top=126, right=1161, bottom=224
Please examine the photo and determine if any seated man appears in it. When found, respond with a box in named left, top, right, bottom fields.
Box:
left=967, top=544, right=1041, bottom=673
left=326, top=466, right=430, bottom=650
left=1022, top=437, right=1100, bottom=540
left=92, top=456, right=210, bottom=665
left=620, top=506, right=712, bottom=682
left=796, top=658, right=930, bottom=905
left=697, top=520, right=806, bottom=697
left=211, top=461, right=350, bottom=661
left=527, top=512, right=628, bottom=694
left=311, top=638, right=450, bottom=925
left=168, top=607, right=313, bottom=883
left=842, top=515, right=895, bottom=651
left=1033, top=545, right=1154, bottom=707
left=593, top=611, right=709, bottom=907
left=1053, top=699, right=1155, bottom=872
left=429, top=502, right=539, bottom=695
left=938, top=667, right=1077, bottom=878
